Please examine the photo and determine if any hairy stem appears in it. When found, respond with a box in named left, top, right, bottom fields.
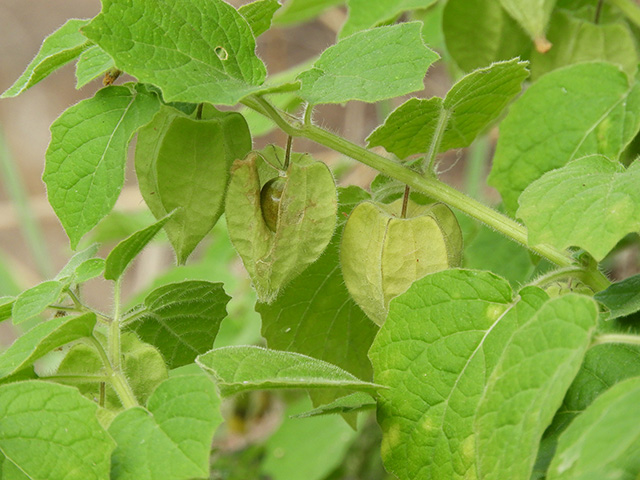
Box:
left=424, top=108, right=450, bottom=172
left=592, top=333, right=640, bottom=347
left=88, top=336, right=137, bottom=409
left=243, top=96, right=611, bottom=291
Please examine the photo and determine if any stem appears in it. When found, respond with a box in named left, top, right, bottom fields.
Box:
left=401, top=185, right=410, bottom=218
left=196, top=103, right=204, bottom=120
left=65, top=288, right=112, bottom=323
left=303, top=103, right=313, bottom=125
left=284, top=135, right=293, bottom=170
left=425, top=108, right=451, bottom=172
left=529, top=266, right=599, bottom=289
left=591, top=333, right=640, bottom=347
left=242, top=97, right=612, bottom=291
left=609, top=0, right=640, bottom=27
left=594, top=0, right=605, bottom=23
left=109, top=279, right=123, bottom=371
left=88, top=336, right=138, bottom=408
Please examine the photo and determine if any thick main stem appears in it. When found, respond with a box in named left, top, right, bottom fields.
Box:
left=242, top=97, right=611, bottom=291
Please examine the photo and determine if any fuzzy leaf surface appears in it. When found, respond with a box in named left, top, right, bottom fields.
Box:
left=297, top=22, right=438, bottom=104
left=83, top=0, right=266, bottom=105
left=368, top=59, right=528, bottom=158
left=0, top=313, right=96, bottom=378
left=547, top=377, right=640, bottom=479
left=11, top=280, right=65, bottom=325
left=136, top=109, right=251, bottom=264
left=489, top=62, right=640, bottom=215
left=1, top=19, right=90, bottom=98
left=129, top=281, right=230, bottom=369
left=0, top=381, right=115, bottom=479
left=595, top=274, right=640, bottom=319
left=531, top=9, right=638, bottom=80
left=239, top=0, right=281, bottom=37
left=75, top=44, right=115, bottom=89
left=341, top=0, right=437, bottom=38
left=443, top=0, right=530, bottom=72
left=517, top=156, right=640, bottom=261
left=105, top=213, right=173, bottom=280
left=109, top=374, right=222, bottom=480
left=43, top=84, right=160, bottom=248
left=369, top=270, right=597, bottom=480
left=197, top=346, right=383, bottom=396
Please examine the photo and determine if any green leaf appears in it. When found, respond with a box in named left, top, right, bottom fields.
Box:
left=595, top=273, right=640, bottom=319
left=341, top=0, right=437, bottom=38
left=196, top=345, right=384, bottom=396
left=225, top=150, right=337, bottom=303
left=43, top=84, right=161, bottom=248
left=83, top=0, right=266, bottom=105
left=488, top=62, right=640, bottom=215
left=292, top=392, right=376, bottom=418
left=109, top=374, right=223, bottom=480
left=128, top=281, right=230, bottom=369
left=0, top=381, right=115, bottom=479
left=498, top=0, right=556, bottom=48
left=0, top=298, right=14, bottom=324
left=75, top=44, right=115, bottom=89
left=105, top=213, right=174, bottom=281
left=239, top=0, right=281, bottom=38
left=74, top=258, right=105, bottom=283
left=297, top=22, right=439, bottom=105
left=369, top=270, right=598, bottom=480
left=537, top=342, right=640, bottom=476
left=274, top=0, right=344, bottom=25
left=11, top=280, right=64, bottom=325
left=136, top=108, right=252, bottom=264
left=443, top=0, right=530, bottom=72
left=547, top=376, right=640, bottom=479
left=258, top=187, right=377, bottom=382
left=531, top=9, right=638, bottom=81
left=368, top=59, right=529, bottom=158
left=1, top=19, right=90, bottom=98
left=56, top=244, right=99, bottom=280
left=56, top=332, right=168, bottom=409
left=517, top=156, right=640, bottom=261
left=261, top=396, right=358, bottom=480
left=0, top=313, right=96, bottom=378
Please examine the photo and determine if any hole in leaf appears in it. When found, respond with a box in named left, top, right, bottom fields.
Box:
left=215, top=46, right=229, bottom=61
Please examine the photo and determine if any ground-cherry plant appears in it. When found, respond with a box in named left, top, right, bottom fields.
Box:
left=2, top=0, right=640, bottom=478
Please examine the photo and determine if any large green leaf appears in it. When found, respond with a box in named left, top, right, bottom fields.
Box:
left=341, top=0, right=437, bottom=38
left=136, top=108, right=251, bottom=263
left=443, top=0, right=530, bottom=72
left=0, top=313, right=96, bottom=378
left=488, top=62, right=640, bottom=215
left=258, top=187, right=376, bottom=382
left=128, top=281, right=230, bottom=369
left=0, top=381, right=115, bottom=479
left=595, top=273, right=640, bottom=319
left=109, top=374, right=223, bottom=480
left=43, top=84, right=160, bottom=248
left=297, top=22, right=438, bottom=105
left=547, top=376, right=640, bottom=479
left=11, top=280, right=65, bottom=325
left=261, top=396, right=358, bottom=480
left=531, top=9, right=638, bottom=80
left=83, top=0, right=266, bottom=105
left=75, top=44, right=115, bottom=89
left=517, top=156, right=640, bottom=261
left=369, top=270, right=597, bottom=480
left=105, top=213, right=173, bottom=281
left=1, top=19, right=90, bottom=98
left=368, top=59, right=528, bottom=158
left=196, top=346, right=383, bottom=396
left=499, top=0, right=556, bottom=49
